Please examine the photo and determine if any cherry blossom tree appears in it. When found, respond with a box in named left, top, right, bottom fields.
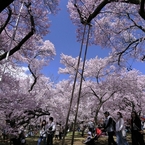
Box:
left=1, top=1, right=145, bottom=144
left=65, top=3, right=145, bottom=141
left=59, top=54, right=145, bottom=123
left=0, top=0, right=56, bottom=89
left=0, top=69, right=56, bottom=133
left=0, top=0, right=58, bottom=137
left=67, top=0, right=145, bottom=67
left=103, top=70, right=145, bottom=115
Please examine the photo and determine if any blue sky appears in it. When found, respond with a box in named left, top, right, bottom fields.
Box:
left=43, top=1, right=145, bottom=81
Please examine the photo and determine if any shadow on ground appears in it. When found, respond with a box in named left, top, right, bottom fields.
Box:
left=0, top=132, right=140, bottom=145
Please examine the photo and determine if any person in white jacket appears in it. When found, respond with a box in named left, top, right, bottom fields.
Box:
left=116, top=112, right=129, bottom=145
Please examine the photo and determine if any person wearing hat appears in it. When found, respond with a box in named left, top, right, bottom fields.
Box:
left=102, top=111, right=117, bottom=145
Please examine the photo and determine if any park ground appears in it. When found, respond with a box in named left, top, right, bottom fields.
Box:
left=0, top=131, right=139, bottom=145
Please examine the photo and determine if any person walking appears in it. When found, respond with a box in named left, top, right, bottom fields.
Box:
left=115, top=111, right=129, bottom=145
left=37, top=120, right=47, bottom=145
left=102, top=111, right=117, bottom=145
left=131, top=111, right=145, bottom=145
left=46, top=117, right=55, bottom=145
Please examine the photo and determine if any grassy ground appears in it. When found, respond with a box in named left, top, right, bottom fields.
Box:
left=0, top=132, right=140, bottom=145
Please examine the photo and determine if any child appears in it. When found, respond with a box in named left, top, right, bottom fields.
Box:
left=83, top=131, right=93, bottom=144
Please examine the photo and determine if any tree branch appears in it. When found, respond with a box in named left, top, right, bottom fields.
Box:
left=86, top=0, right=109, bottom=24
left=6, top=108, right=50, bottom=128
left=0, top=2, right=35, bottom=61
left=28, top=64, right=38, bottom=92
left=0, top=0, right=14, bottom=12
left=77, top=0, right=140, bottom=24
left=139, top=0, right=145, bottom=20
left=0, top=6, right=12, bottom=34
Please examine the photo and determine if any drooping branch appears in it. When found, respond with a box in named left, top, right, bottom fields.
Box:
left=0, top=2, right=35, bottom=61
left=6, top=108, right=50, bottom=128
left=21, top=108, right=50, bottom=127
left=28, top=64, right=38, bottom=92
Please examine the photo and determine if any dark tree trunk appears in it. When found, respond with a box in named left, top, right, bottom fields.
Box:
left=0, top=0, right=14, bottom=12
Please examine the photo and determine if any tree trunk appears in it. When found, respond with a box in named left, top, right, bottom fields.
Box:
left=0, top=0, right=14, bottom=12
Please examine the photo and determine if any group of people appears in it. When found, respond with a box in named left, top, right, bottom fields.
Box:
left=101, top=111, right=145, bottom=145
left=37, top=116, right=59, bottom=145
left=102, top=111, right=128, bottom=145
left=83, top=110, right=145, bottom=145
left=4, top=111, right=145, bottom=145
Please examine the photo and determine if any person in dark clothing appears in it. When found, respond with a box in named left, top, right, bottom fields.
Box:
left=102, top=111, right=117, bottom=145
left=80, top=121, right=86, bottom=137
left=10, top=137, right=20, bottom=145
left=131, top=111, right=145, bottom=145
left=59, top=123, right=63, bottom=140
left=10, top=128, right=20, bottom=145
left=46, top=117, right=55, bottom=145
left=19, top=130, right=26, bottom=145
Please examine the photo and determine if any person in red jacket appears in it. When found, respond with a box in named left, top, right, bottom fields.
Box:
left=96, top=127, right=102, bottom=137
